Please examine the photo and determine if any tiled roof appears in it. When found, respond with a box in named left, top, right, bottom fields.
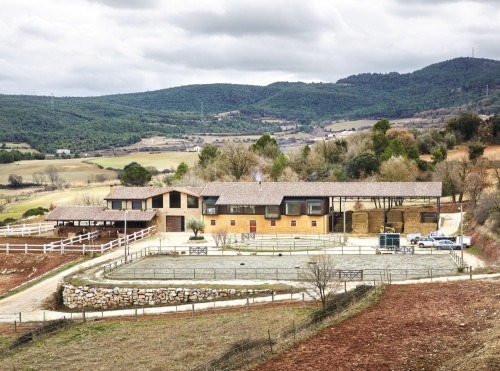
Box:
left=104, top=186, right=202, bottom=200
left=45, top=206, right=156, bottom=222
left=201, top=182, right=442, bottom=205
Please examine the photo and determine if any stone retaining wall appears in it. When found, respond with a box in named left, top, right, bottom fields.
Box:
left=62, top=284, right=273, bottom=309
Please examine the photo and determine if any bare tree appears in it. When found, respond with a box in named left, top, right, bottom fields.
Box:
left=32, top=172, right=47, bottom=186
left=300, top=255, right=342, bottom=310
left=213, top=228, right=230, bottom=248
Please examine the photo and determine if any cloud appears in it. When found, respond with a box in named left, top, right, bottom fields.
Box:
left=84, top=0, right=159, bottom=9
left=0, top=0, right=499, bottom=96
left=169, top=2, right=333, bottom=40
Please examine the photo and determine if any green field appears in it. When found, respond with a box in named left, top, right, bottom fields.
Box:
left=0, top=186, right=110, bottom=221
left=87, top=151, right=199, bottom=171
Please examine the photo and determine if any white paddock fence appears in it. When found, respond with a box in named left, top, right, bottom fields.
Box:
left=0, top=223, right=54, bottom=237
left=0, top=226, right=156, bottom=255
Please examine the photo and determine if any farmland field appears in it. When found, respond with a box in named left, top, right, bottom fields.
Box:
left=0, top=158, right=116, bottom=186
left=87, top=151, right=199, bottom=171
left=0, top=186, right=110, bottom=221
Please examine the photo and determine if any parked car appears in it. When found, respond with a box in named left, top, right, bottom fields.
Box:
left=434, top=239, right=461, bottom=250
left=455, top=235, right=471, bottom=248
left=406, top=233, right=422, bottom=245
left=418, top=237, right=435, bottom=248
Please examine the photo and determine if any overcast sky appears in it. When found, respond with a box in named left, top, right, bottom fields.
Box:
left=1, top=0, right=499, bottom=97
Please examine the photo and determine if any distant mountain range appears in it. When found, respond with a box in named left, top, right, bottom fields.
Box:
left=1, top=57, right=499, bottom=152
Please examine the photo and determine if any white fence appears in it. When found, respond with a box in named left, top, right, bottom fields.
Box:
left=0, top=223, right=54, bottom=237
left=0, top=226, right=157, bottom=255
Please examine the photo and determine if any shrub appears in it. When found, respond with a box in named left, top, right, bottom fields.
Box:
left=22, top=207, right=49, bottom=218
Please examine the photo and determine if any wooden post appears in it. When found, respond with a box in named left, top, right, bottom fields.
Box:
left=268, top=329, right=273, bottom=354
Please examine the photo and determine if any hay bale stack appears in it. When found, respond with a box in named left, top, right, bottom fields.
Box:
left=387, top=210, right=403, bottom=222
left=368, top=209, right=385, bottom=233
left=403, top=210, right=420, bottom=224
left=390, top=221, right=404, bottom=233
left=352, top=223, right=369, bottom=234
left=333, top=211, right=353, bottom=233
left=352, top=212, right=368, bottom=223
left=352, top=211, right=368, bottom=234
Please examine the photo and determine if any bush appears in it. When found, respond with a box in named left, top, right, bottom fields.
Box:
left=22, top=207, right=49, bottom=218
left=189, top=236, right=205, bottom=241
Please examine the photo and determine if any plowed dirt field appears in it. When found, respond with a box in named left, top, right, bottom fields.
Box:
left=256, top=280, right=500, bottom=370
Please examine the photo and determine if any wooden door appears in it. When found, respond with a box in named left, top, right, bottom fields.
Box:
left=249, top=220, right=257, bottom=233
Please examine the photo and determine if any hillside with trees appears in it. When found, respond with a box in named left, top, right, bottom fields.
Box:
left=0, top=57, right=499, bottom=152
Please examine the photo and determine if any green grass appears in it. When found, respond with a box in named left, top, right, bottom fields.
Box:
left=1, top=186, right=110, bottom=221
left=87, top=151, right=199, bottom=171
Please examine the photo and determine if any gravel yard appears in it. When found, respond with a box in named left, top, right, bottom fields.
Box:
left=108, top=253, right=459, bottom=281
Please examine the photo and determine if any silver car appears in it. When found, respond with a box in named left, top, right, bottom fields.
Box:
left=434, top=239, right=461, bottom=250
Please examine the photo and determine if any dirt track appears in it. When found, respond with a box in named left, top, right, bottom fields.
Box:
left=255, top=281, right=500, bottom=371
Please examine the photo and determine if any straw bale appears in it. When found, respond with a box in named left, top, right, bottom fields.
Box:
left=387, top=210, right=403, bottom=222
left=352, top=223, right=369, bottom=234
left=352, top=212, right=368, bottom=223
left=367, top=210, right=385, bottom=219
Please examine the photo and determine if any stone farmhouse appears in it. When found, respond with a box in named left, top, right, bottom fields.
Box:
left=46, top=182, right=442, bottom=236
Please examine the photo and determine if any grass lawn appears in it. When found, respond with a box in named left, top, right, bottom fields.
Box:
left=0, top=304, right=315, bottom=370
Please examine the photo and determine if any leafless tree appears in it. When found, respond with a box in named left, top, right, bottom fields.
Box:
left=32, top=172, right=47, bottom=186
left=213, top=228, right=230, bottom=247
left=300, top=255, right=342, bottom=310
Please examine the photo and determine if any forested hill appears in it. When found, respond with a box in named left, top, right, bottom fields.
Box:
left=1, top=57, right=499, bottom=152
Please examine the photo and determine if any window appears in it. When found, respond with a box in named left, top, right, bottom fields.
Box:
left=152, top=195, right=163, bottom=209
left=203, top=202, right=217, bottom=215
left=111, top=200, right=122, bottom=210
left=187, top=195, right=199, bottom=209
left=285, top=202, right=301, bottom=216
left=307, top=200, right=322, bottom=215
left=132, top=201, right=142, bottom=210
left=265, top=205, right=280, bottom=219
left=270, top=220, right=276, bottom=227
left=230, top=220, right=236, bottom=226
left=291, top=220, right=296, bottom=227
left=169, top=192, right=181, bottom=208
left=210, top=220, right=216, bottom=226
left=311, top=220, right=317, bottom=227
left=229, top=205, right=256, bottom=214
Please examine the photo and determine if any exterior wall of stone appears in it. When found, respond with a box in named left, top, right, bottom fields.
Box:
left=203, top=214, right=329, bottom=234
left=62, top=284, right=272, bottom=309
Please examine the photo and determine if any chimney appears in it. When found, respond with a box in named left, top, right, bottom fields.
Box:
left=259, top=181, right=262, bottom=191
left=109, top=184, right=114, bottom=195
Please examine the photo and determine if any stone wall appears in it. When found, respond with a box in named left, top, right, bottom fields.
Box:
left=62, top=284, right=273, bottom=309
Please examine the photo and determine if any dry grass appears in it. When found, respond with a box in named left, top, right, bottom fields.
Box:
left=0, top=303, right=315, bottom=370
left=0, top=158, right=116, bottom=186
left=87, top=152, right=199, bottom=171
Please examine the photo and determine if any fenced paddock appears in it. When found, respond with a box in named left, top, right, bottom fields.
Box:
left=0, top=223, right=54, bottom=237
left=0, top=226, right=156, bottom=255
left=227, top=234, right=343, bottom=252
left=105, top=254, right=462, bottom=281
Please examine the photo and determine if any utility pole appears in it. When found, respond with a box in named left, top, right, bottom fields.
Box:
left=460, top=203, right=463, bottom=266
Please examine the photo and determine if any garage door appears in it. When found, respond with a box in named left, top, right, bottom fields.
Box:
left=166, top=216, right=185, bottom=232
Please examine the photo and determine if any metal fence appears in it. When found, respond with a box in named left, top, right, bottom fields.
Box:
left=106, top=265, right=463, bottom=281
left=194, top=284, right=377, bottom=371
left=228, top=234, right=343, bottom=251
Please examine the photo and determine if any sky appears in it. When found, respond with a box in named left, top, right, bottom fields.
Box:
left=1, top=0, right=499, bottom=97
